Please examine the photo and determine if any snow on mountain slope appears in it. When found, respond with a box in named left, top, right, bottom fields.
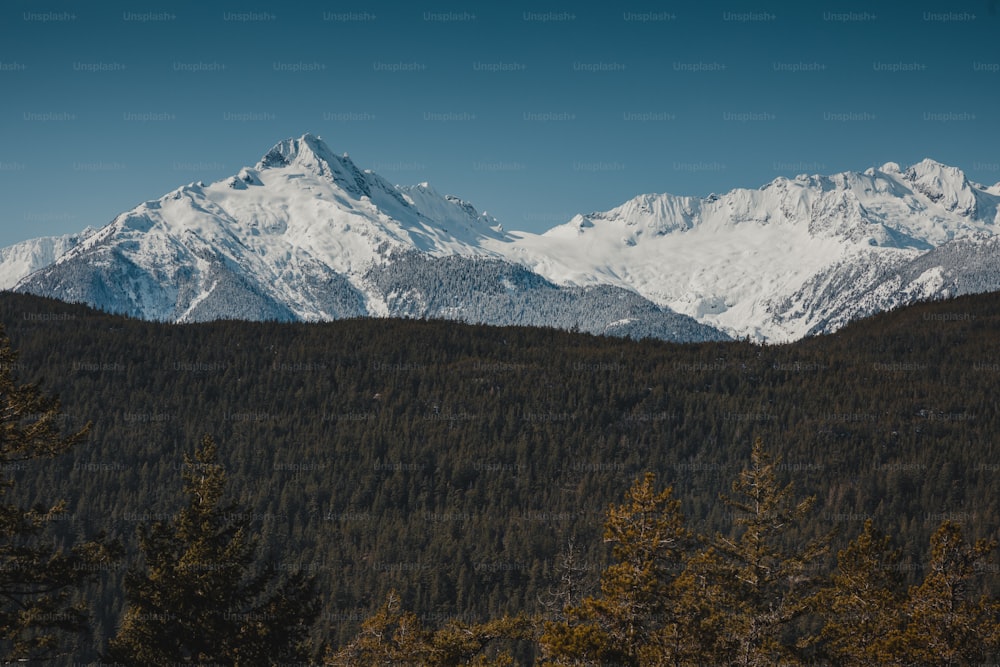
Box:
left=366, top=253, right=728, bottom=342
left=16, top=134, right=516, bottom=322
left=0, top=227, right=96, bottom=290
left=8, top=133, right=1000, bottom=342
left=806, top=234, right=1000, bottom=335
left=503, top=161, right=1000, bottom=341
left=12, top=134, right=724, bottom=341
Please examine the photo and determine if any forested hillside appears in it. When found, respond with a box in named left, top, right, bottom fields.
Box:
left=0, top=291, right=997, bottom=662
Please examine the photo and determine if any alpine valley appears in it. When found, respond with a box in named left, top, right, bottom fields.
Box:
left=7, top=133, right=1000, bottom=342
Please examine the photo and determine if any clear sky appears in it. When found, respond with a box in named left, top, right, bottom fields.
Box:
left=1, top=0, right=998, bottom=247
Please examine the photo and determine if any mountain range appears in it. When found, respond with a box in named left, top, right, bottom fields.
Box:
left=6, top=133, right=1000, bottom=342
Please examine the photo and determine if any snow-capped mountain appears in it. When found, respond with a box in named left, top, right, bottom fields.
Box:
left=11, top=134, right=725, bottom=342
left=0, top=227, right=96, bottom=290
left=7, top=133, right=1000, bottom=342
left=504, top=159, right=1000, bottom=340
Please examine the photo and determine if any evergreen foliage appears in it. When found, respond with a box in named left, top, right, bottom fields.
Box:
left=338, top=449, right=999, bottom=666
left=0, top=326, right=117, bottom=660
left=705, top=437, right=833, bottom=665
left=899, top=521, right=999, bottom=665
left=0, top=291, right=998, bottom=663
left=106, top=435, right=319, bottom=665
left=811, top=519, right=907, bottom=664
left=366, top=253, right=728, bottom=342
left=325, top=589, right=532, bottom=666
left=539, top=473, right=695, bottom=666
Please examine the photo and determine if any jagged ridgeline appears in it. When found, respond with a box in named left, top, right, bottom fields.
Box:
left=7, top=133, right=1000, bottom=344
left=1, top=291, right=998, bottom=661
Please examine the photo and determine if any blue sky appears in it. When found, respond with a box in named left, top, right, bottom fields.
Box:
left=1, top=0, right=998, bottom=247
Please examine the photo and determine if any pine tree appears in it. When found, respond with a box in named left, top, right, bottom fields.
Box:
left=812, top=519, right=908, bottom=665
left=665, top=546, right=733, bottom=665
left=325, top=590, right=433, bottom=666
left=0, top=327, right=118, bottom=659
left=704, top=437, right=833, bottom=666
left=325, top=589, right=531, bottom=666
left=106, top=434, right=319, bottom=665
left=901, top=520, right=999, bottom=665
left=539, top=472, right=696, bottom=666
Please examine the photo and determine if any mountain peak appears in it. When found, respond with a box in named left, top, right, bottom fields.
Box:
left=257, top=133, right=375, bottom=198
left=258, top=133, right=344, bottom=170
left=904, top=158, right=968, bottom=182
left=903, top=158, right=976, bottom=215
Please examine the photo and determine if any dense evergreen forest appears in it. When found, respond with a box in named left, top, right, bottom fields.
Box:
left=0, top=290, right=997, bottom=663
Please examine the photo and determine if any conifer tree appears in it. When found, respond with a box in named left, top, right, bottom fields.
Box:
left=812, top=519, right=907, bottom=665
left=325, top=589, right=530, bottom=666
left=665, top=545, right=732, bottom=665
left=901, top=520, right=999, bottom=665
left=0, top=327, right=117, bottom=659
left=704, top=438, right=832, bottom=666
left=106, top=434, right=319, bottom=665
left=325, top=590, right=432, bottom=666
left=539, top=472, right=696, bottom=666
